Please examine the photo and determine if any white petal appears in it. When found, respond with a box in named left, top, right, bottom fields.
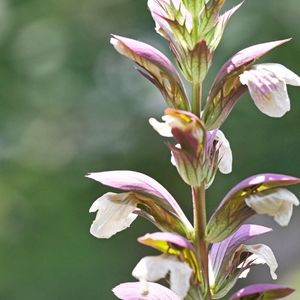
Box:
left=89, top=192, right=138, bottom=239
left=245, top=188, right=299, bottom=226
left=256, top=63, right=300, bottom=86
left=132, top=255, right=192, bottom=300
left=170, top=144, right=181, bottom=166
left=149, top=117, right=173, bottom=137
left=240, top=68, right=291, bottom=117
left=239, top=244, right=278, bottom=280
left=215, top=130, right=232, bottom=174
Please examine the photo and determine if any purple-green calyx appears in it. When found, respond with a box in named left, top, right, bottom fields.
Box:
left=86, top=1, right=300, bottom=299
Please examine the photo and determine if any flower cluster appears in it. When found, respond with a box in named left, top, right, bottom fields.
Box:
left=87, top=1, right=300, bottom=299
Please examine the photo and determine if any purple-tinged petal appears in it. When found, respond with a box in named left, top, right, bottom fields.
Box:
left=217, top=40, right=290, bottom=80
left=229, top=284, right=294, bottom=300
left=86, top=170, right=193, bottom=235
left=87, top=171, right=179, bottom=215
left=138, top=232, right=194, bottom=251
left=210, top=224, right=272, bottom=278
left=111, top=35, right=189, bottom=110
left=203, top=39, right=290, bottom=130
left=206, top=173, right=300, bottom=243
left=225, top=173, right=300, bottom=199
left=113, top=282, right=180, bottom=300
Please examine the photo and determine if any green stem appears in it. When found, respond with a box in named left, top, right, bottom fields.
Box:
left=192, top=82, right=202, bottom=116
left=192, top=185, right=211, bottom=300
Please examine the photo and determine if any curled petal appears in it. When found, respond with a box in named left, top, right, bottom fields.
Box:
left=229, top=284, right=294, bottom=300
left=206, top=173, right=300, bottom=243
left=215, top=130, right=232, bottom=174
left=111, top=35, right=189, bottom=110
left=238, top=244, right=278, bottom=280
left=89, top=192, right=138, bottom=238
left=113, top=282, right=180, bottom=300
left=245, top=188, right=299, bottom=226
left=132, top=255, right=192, bottom=300
left=240, top=63, right=300, bottom=117
left=149, top=116, right=174, bottom=137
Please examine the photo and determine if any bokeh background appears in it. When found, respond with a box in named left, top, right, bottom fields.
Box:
left=0, top=0, right=299, bottom=299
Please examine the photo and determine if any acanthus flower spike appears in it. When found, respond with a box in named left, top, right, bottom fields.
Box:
left=87, top=1, right=300, bottom=299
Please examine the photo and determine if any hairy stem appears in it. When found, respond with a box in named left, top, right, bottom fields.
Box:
left=192, top=82, right=202, bottom=116
left=192, top=185, right=211, bottom=299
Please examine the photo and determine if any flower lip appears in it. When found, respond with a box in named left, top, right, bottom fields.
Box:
left=89, top=192, right=138, bottom=239
left=132, top=255, right=192, bottom=299
left=113, top=281, right=181, bottom=300
left=239, top=63, right=300, bottom=117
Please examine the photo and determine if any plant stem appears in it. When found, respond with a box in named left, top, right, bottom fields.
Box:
left=192, top=78, right=210, bottom=298
left=192, top=185, right=211, bottom=300
left=192, top=81, right=202, bottom=116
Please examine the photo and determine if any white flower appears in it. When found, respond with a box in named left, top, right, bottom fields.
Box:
left=149, top=117, right=232, bottom=174
left=132, top=255, right=193, bottom=300
left=238, top=244, right=278, bottom=280
left=240, top=63, right=300, bottom=117
left=89, top=192, right=138, bottom=238
left=214, top=130, right=232, bottom=174
left=245, top=188, right=299, bottom=226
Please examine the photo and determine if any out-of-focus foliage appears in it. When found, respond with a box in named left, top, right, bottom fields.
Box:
left=0, top=0, right=299, bottom=299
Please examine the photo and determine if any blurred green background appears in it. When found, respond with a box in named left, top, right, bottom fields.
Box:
left=0, top=0, right=299, bottom=299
